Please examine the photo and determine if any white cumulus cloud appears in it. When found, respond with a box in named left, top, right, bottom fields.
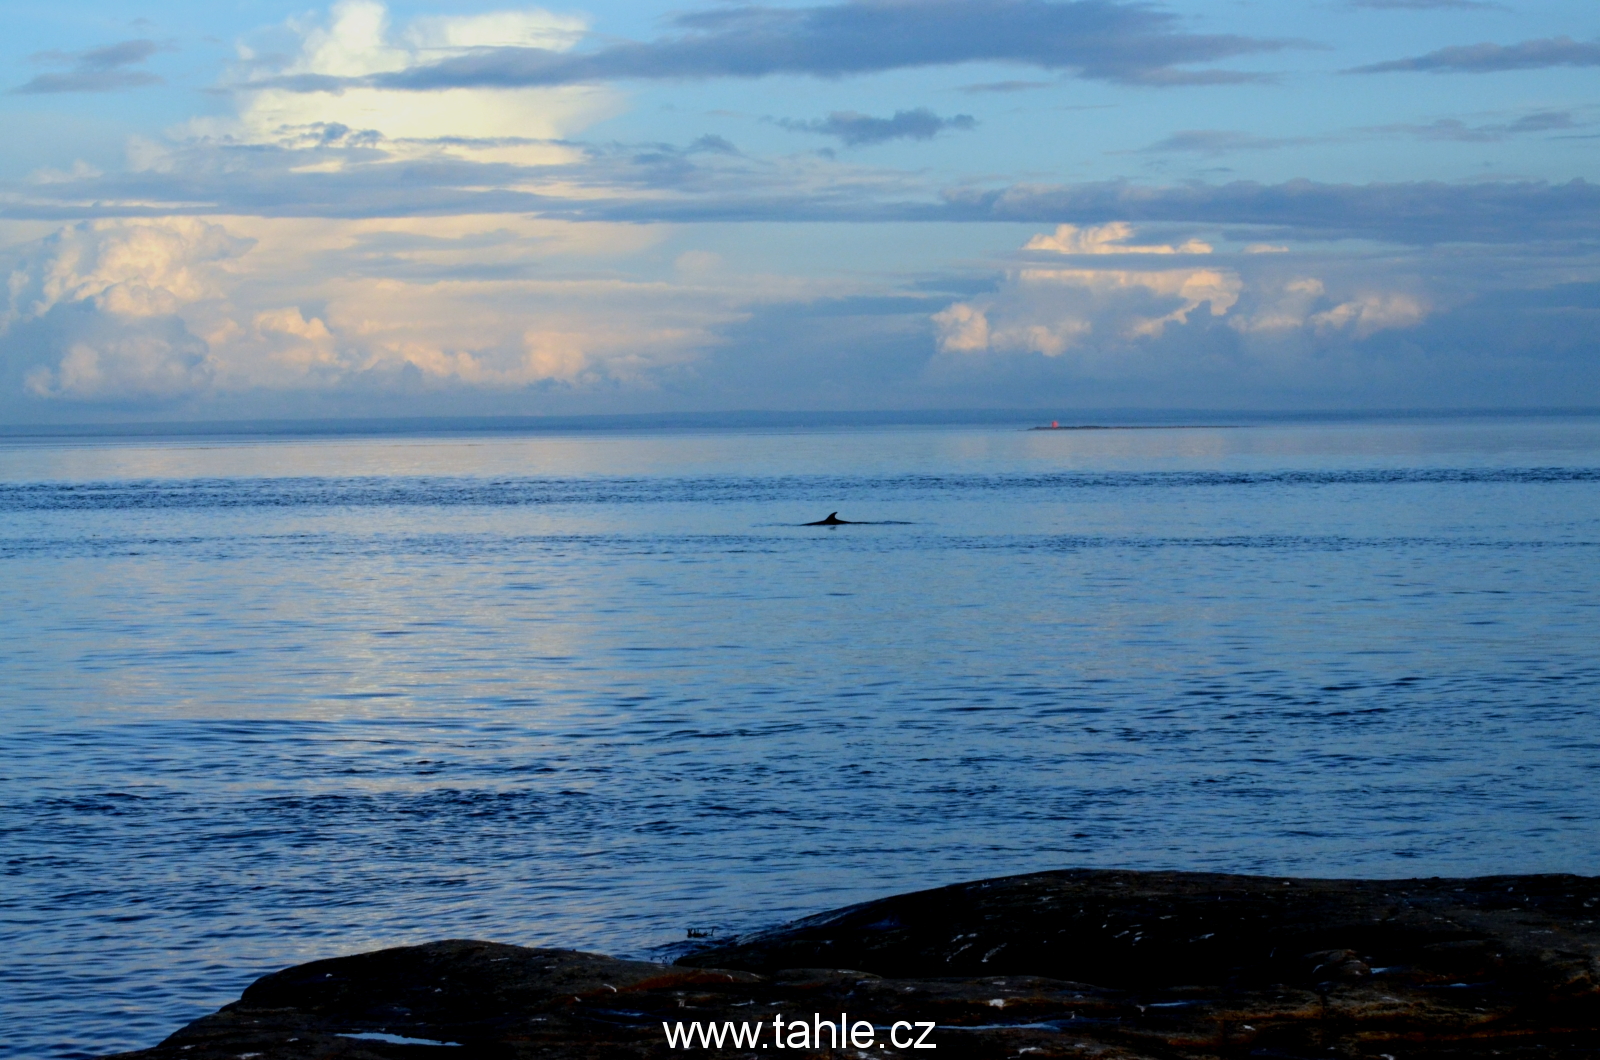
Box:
left=7, top=218, right=251, bottom=324
left=0, top=213, right=778, bottom=408
left=1310, top=292, right=1430, bottom=338
left=931, top=301, right=991, bottom=353
left=1024, top=222, right=1213, bottom=256
left=935, top=224, right=1242, bottom=361
left=935, top=224, right=1435, bottom=370
left=5, top=219, right=252, bottom=400
left=1231, top=278, right=1430, bottom=339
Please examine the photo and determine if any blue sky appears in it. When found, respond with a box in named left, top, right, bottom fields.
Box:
left=1, top=0, right=1596, bottom=420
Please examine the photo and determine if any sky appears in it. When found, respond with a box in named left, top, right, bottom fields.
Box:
left=0, top=0, right=1596, bottom=421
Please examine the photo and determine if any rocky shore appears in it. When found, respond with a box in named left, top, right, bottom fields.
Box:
left=105, top=869, right=1600, bottom=1058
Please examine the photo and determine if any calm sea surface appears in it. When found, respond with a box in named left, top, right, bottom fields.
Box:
left=3, top=417, right=1599, bottom=1058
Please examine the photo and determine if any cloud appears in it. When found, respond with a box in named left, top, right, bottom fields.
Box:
left=14, top=39, right=170, bottom=94
left=1369, top=111, right=1580, bottom=142
left=6, top=217, right=251, bottom=324
left=199, top=0, right=616, bottom=158
left=592, top=252, right=1598, bottom=411
left=951, top=178, right=1600, bottom=244
left=1024, top=221, right=1211, bottom=254
left=0, top=213, right=1592, bottom=414
left=1131, top=129, right=1315, bottom=156
left=931, top=301, right=991, bottom=352
left=1352, top=36, right=1600, bottom=74
left=1229, top=277, right=1430, bottom=338
left=957, top=79, right=1058, bottom=93
left=686, top=134, right=740, bottom=155
left=927, top=225, right=1441, bottom=396
left=0, top=213, right=798, bottom=408
left=0, top=119, right=936, bottom=227
left=778, top=108, right=976, bottom=146
left=1226, top=275, right=1328, bottom=333
left=21, top=320, right=215, bottom=400
left=329, top=0, right=1296, bottom=92
left=1127, top=114, right=1575, bottom=156
left=4, top=106, right=1598, bottom=251
left=3, top=219, right=251, bottom=400
left=1346, top=0, right=1501, bottom=9
left=934, top=223, right=1245, bottom=359
left=1309, top=292, right=1429, bottom=337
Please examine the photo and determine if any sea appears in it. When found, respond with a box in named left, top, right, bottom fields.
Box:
left=2, top=413, right=1598, bottom=1058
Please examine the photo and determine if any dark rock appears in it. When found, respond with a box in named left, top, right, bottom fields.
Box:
left=103, top=870, right=1600, bottom=1058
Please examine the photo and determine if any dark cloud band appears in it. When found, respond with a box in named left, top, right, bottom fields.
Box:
left=5, top=138, right=1595, bottom=247
left=1352, top=36, right=1600, bottom=74
left=14, top=39, right=169, bottom=94
left=952, top=178, right=1600, bottom=244
left=779, top=108, right=977, bottom=145
left=282, top=0, right=1294, bottom=91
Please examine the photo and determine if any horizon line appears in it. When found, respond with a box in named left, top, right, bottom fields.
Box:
left=3, top=405, right=1598, bottom=441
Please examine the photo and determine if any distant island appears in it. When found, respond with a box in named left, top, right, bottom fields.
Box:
left=105, top=868, right=1600, bottom=1058
left=1029, top=421, right=1240, bottom=430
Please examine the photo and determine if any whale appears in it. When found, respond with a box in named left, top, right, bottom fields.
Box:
left=802, top=512, right=852, bottom=525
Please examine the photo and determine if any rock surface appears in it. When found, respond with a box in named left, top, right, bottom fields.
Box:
left=105, top=869, right=1600, bottom=1058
